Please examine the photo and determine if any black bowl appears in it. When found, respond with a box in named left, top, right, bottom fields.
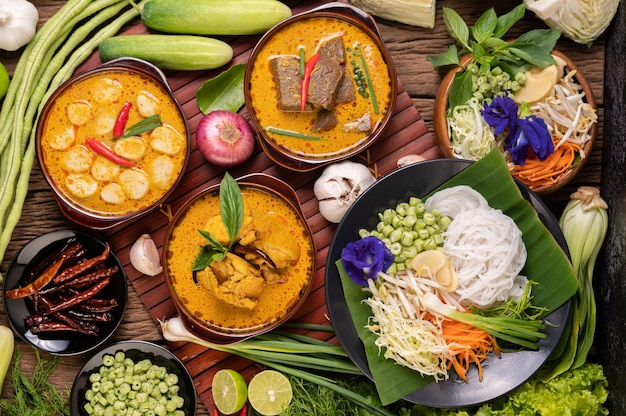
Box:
left=325, top=158, right=572, bottom=408
left=70, top=340, right=197, bottom=416
left=2, top=230, right=127, bottom=356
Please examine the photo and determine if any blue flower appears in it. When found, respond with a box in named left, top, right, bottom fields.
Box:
left=481, top=94, right=518, bottom=135
left=506, top=115, right=554, bottom=165
left=341, top=236, right=394, bottom=286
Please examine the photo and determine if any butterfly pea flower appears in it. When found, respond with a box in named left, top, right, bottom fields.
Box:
left=481, top=94, right=554, bottom=165
left=341, top=236, right=394, bottom=286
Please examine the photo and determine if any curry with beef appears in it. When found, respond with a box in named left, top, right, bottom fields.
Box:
left=39, top=70, right=187, bottom=217
left=165, top=185, right=314, bottom=334
left=248, top=17, right=393, bottom=158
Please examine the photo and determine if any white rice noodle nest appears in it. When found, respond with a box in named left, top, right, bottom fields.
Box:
left=426, top=185, right=528, bottom=309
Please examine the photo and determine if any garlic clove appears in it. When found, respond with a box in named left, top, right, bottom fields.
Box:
left=397, top=154, right=426, bottom=168
left=130, top=234, right=163, bottom=276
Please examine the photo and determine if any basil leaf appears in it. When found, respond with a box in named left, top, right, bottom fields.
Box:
left=494, top=3, right=525, bottom=39
left=192, top=245, right=227, bottom=271
left=472, top=8, right=497, bottom=44
left=196, top=63, right=247, bottom=114
left=447, top=69, right=474, bottom=111
left=515, top=28, right=561, bottom=53
left=443, top=7, right=470, bottom=50
left=426, top=44, right=460, bottom=69
left=197, top=229, right=226, bottom=250
left=506, top=44, right=557, bottom=68
left=220, top=172, right=244, bottom=248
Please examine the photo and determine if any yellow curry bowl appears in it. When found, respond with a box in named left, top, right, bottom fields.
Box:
left=36, top=57, right=191, bottom=230
left=162, top=173, right=316, bottom=345
left=244, top=2, right=398, bottom=172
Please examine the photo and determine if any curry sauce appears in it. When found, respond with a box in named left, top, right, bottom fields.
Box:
left=248, top=17, right=393, bottom=158
left=165, top=187, right=314, bottom=334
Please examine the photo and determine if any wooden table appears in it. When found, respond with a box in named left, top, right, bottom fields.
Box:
left=0, top=0, right=613, bottom=414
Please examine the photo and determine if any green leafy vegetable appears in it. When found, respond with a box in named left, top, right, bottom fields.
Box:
left=192, top=172, right=243, bottom=271
left=0, top=348, right=70, bottom=416
left=196, top=63, right=246, bottom=114
left=120, top=114, right=162, bottom=138
left=428, top=4, right=560, bottom=110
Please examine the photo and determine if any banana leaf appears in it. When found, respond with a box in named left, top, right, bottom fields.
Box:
left=335, top=148, right=578, bottom=405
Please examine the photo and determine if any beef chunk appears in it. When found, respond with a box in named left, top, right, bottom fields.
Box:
left=336, top=68, right=356, bottom=103
left=270, top=55, right=311, bottom=112
left=315, top=33, right=345, bottom=65
left=312, top=109, right=338, bottom=133
left=307, top=55, right=344, bottom=111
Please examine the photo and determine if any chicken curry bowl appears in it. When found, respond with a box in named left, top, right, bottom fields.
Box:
left=36, top=58, right=189, bottom=228
left=164, top=174, right=315, bottom=342
left=245, top=8, right=396, bottom=169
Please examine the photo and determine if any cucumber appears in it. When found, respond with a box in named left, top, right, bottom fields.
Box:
left=140, top=0, right=292, bottom=35
left=98, top=35, right=233, bottom=71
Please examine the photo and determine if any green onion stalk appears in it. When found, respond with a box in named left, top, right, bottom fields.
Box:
left=0, top=0, right=147, bottom=280
left=540, top=186, right=608, bottom=380
left=160, top=317, right=397, bottom=416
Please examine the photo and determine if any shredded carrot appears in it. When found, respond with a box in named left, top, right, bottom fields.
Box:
left=439, top=318, right=500, bottom=383
left=509, top=139, right=581, bottom=188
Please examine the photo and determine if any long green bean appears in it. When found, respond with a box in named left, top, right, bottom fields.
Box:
left=0, top=0, right=143, bottom=270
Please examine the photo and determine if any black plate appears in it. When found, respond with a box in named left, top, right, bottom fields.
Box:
left=70, top=340, right=197, bottom=416
left=2, top=230, right=127, bottom=356
left=325, top=159, right=571, bottom=408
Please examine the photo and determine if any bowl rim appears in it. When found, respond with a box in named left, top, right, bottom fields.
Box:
left=244, top=2, right=398, bottom=172
left=161, top=173, right=316, bottom=345
left=2, top=229, right=128, bottom=356
left=433, top=49, right=597, bottom=195
left=35, top=57, right=191, bottom=229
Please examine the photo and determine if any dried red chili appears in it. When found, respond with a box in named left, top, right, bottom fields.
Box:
left=113, top=101, right=132, bottom=138
left=85, top=137, right=135, bottom=167
left=300, top=53, right=320, bottom=111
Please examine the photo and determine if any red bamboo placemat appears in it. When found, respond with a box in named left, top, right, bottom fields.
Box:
left=89, top=0, right=442, bottom=410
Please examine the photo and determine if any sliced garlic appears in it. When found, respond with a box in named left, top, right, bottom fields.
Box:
left=409, top=250, right=458, bottom=292
left=313, top=160, right=376, bottom=223
left=130, top=234, right=163, bottom=276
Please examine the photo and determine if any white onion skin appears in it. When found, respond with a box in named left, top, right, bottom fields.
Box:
left=196, top=110, right=255, bottom=167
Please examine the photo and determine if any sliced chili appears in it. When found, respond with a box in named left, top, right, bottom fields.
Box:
left=85, top=137, right=135, bottom=167
left=113, top=101, right=132, bottom=138
left=300, top=52, right=320, bottom=111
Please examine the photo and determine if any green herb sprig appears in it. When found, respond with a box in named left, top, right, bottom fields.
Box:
left=427, top=4, right=561, bottom=111
left=120, top=114, right=162, bottom=138
left=192, top=172, right=243, bottom=271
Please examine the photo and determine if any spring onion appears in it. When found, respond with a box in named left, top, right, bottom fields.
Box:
left=421, top=292, right=547, bottom=350
left=160, top=317, right=396, bottom=416
left=541, top=186, right=608, bottom=380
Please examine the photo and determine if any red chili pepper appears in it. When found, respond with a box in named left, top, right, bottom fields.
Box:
left=212, top=409, right=219, bottom=416
left=238, top=404, right=247, bottom=416
left=85, top=137, right=135, bottom=167
left=300, top=53, right=320, bottom=111
left=113, top=101, right=132, bottom=138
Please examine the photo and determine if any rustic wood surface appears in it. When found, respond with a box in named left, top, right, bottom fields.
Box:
left=0, top=0, right=609, bottom=415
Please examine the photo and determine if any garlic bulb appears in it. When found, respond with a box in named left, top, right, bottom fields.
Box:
left=0, top=0, right=38, bottom=51
left=313, top=160, right=376, bottom=223
left=130, top=234, right=163, bottom=276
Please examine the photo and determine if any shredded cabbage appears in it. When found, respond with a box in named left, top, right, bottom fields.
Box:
left=447, top=99, right=496, bottom=161
left=525, top=0, right=620, bottom=45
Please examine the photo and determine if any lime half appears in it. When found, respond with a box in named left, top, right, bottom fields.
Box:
left=212, top=369, right=248, bottom=415
left=247, top=370, right=293, bottom=416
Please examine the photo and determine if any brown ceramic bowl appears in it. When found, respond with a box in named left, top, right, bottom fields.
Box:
left=433, top=50, right=597, bottom=195
left=244, top=2, right=398, bottom=172
left=36, top=57, right=190, bottom=229
left=162, top=173, right=316, bottom=344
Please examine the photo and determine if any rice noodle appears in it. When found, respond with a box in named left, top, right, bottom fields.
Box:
left=427, top=185, right=528, bottom=308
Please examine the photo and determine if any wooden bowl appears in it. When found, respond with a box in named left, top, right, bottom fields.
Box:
left=162, top=173, right=316, bottom=345
left=244, top=2, right=398, bottom=172
left=36, top=58, right=190, bottom=229
left=433, top=50, right=597, bottom=195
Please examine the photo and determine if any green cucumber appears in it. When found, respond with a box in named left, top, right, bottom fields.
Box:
left=98, top=34, right=233, bottom=71
left=140, top=0, right=292, bottom=35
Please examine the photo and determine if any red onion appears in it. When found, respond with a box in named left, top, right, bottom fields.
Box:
left=196, top=110, right=255, bottom=167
